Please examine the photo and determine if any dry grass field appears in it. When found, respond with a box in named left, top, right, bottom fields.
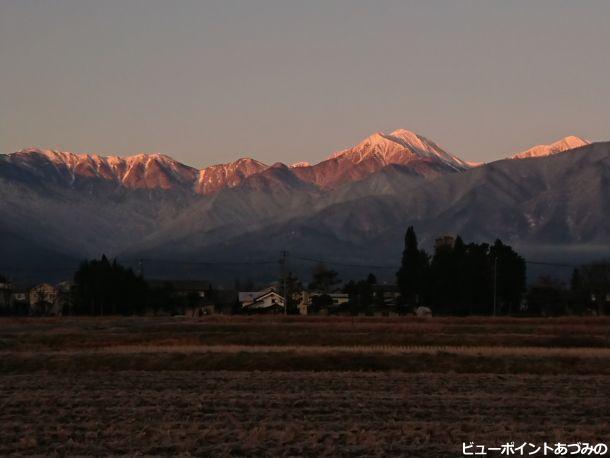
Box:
left=1, top=316, right=609, bottom=456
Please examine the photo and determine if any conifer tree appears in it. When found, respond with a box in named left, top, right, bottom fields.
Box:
left=397, top=226, right=429, bottom=306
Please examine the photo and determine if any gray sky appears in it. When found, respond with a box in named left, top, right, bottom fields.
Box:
left=1, top=0, right=609, bottom=168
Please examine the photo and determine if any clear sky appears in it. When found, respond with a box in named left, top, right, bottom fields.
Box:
left=1, top=0, right=609, bottom=168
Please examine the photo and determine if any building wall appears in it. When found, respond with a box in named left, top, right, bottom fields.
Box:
left=28, top=283, right=61, bottom=316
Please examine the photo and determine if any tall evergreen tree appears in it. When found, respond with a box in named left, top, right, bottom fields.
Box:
left=568, top=268, right=589, bottom=314
left=396, top=226, right=429, bottom=306
left=580, top=261, right=610, bottom=315
left=489, top=239, right=526, bottom=314
left=452, top=236, right=470, bottom=314
left=343, top=272, right=377, bottom=313
left=460, top=242, right=493, bottom=315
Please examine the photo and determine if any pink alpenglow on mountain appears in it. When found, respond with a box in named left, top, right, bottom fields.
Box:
left=4, top=148, right=272, bottom=194
left=118, top=153, right=198, bottom=190
left=195, top=158, right=268, bottom=194
left=511, top=136, right=590, bottom=159
left=329, top=129, right=469, bottom=170
left=5, top=128, right=470, bottom=194
left=6, top=148, right=198, bottom=190
left=291, top=128, right=470, bottom=188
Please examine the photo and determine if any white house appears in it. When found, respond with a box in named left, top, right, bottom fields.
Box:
left=239, top=289, right=285, bottom=313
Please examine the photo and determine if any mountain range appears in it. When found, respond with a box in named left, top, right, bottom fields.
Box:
left=1, top=129, right=608, bottom=283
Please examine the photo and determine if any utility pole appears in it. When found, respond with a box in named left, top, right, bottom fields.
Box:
left=280, top=250, right=288, bottom=315
left=493, top=256, right=498, bottom=316
left=138, top=258, right=144, bottom=279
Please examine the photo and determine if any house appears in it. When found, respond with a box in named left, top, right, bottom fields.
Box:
left=28, top=283, right=61, bottom=316
left=372, top=284, right=401, bottom=306
left=329, top=293, right=349, bottom=306
left=0, top=279, right=72, bottom=316
left=239, top=288, right=285, bottom=314
left=55, top=280, right=74, bottom=314
left=10, top=290, right=29, bottom=315
left=297, top=291, right=310, bottom=315
left=0, top=280, right=12, bottom=309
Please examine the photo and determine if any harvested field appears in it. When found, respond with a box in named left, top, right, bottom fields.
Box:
left=2, top=315, right=610, bottom=351
left=1, top=372, right=609, bottom=457
left=1, top=316, right=609, bottom=456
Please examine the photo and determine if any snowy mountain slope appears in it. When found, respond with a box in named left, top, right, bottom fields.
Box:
left=1, top=148, right=198, bottom=190
left=0, top=148, right=271, bottom=195
left=1, top=128, right=465, bottom=195
left=291, top=129, right=469, bottom=188
left=195, top=158, right=268, bottom=194
left=511, top=136, right=590, bottom=159
left=329, top=129, right=469, bottom=169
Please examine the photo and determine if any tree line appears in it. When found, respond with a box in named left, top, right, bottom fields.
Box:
left=72, top=255, right=148, bottom=315
left=396, top=227, right=526, bottom=315
left=528, top=263, right=610, bottom=316
left=1, top=229, right=608, bottom=316
left=395, top=226, right=609, bottom=316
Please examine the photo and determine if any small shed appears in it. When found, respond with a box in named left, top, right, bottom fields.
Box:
left=415, top=306, right=432, bottom=317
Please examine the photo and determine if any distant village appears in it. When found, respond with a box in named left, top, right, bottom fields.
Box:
left=1, top=231, right=609, bottom=317
left=0, top=277, right=413, bottom=318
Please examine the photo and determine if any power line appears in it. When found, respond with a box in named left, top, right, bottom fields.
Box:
left=0, top=255, right=599, bottom=277
left=0, top=266, right=77, bottom=272
left=524, top=260, right=579, bottom=269
left=291, top=255, right=397, bottom=270
left=134, top=258, right=278, bottom=266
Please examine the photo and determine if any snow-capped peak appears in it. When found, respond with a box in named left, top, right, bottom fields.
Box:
left=511, top=136, right=590, bottom=159
left=328, top=129, right=470, bottom=170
